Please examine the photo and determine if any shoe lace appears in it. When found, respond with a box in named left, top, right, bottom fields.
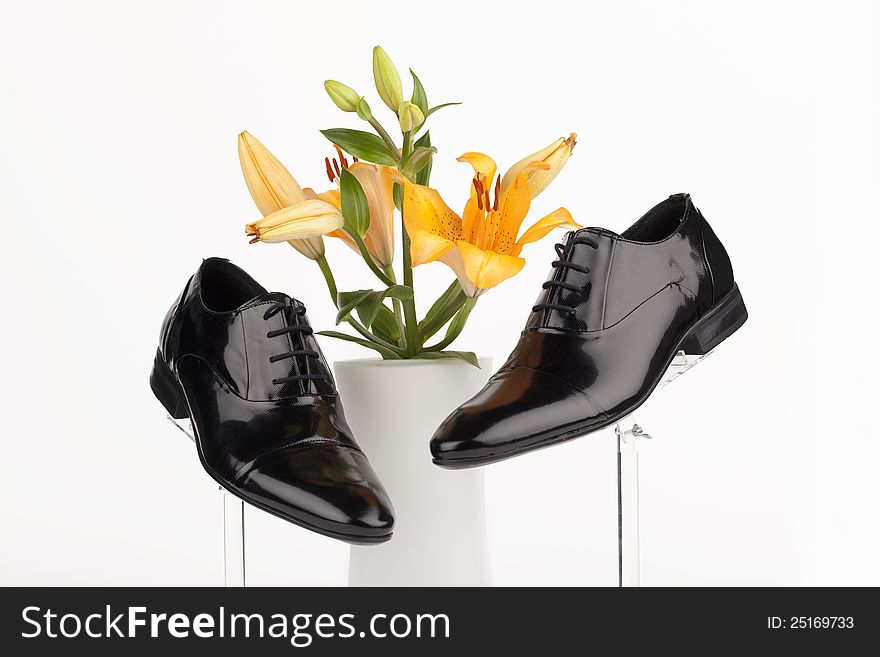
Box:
left=263, top=302, right=323, bottom=385
left=531, top=236, right=599, bottom=315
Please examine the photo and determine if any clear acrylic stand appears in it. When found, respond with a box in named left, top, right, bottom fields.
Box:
left=167, top=416, right=247, bottom=587
left=615, top=349, right=713, bottom=587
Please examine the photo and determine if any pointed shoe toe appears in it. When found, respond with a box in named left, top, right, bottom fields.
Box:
left=236, top=444, right=394, bottom=544
left=431, top=366, right=606, bottom=469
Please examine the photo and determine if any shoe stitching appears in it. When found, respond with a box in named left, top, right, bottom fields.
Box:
left=174, top=356, right=356, bottom=478
left=699, top=220, right=717, bottom=306
left=241, top=313, right=250, bottom=399
left=175, top=353, right=339, bottom=403
left=600, top=237, right=616, bottom=330
left=528, top=282, right=694, bottom=335
left=232, top=441, right=364, bottom=483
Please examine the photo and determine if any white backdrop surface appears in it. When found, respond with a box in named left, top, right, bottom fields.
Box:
left=1, top=0, right=878, bottom=586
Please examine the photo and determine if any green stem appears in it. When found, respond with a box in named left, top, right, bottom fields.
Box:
left=315, top=255, right=338, bottom=306
left=400, top=209, right=422, bottom=357
left=368, top=117, right=402, bottom=160
left=383, top=265, right=408, bottom=350
left=315, top=255, right=404, bottom=356
left=346, top=229, right=395, bottom=287
left=402, top=130, right=413, bottom=158
left=424, top=297, right=477, bottom=352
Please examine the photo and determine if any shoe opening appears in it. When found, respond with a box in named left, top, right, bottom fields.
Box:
left=621, top=194, right=691, bottom=243
left=199, top=259, right=266, bottom=312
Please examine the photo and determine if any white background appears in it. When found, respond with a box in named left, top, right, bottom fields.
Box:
left=1, top=0, right=878, bottom=586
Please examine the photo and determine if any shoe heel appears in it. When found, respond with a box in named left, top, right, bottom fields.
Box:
left=150, top=350, right=189, bottom=419
left=680, top=284, right=748, bottom=355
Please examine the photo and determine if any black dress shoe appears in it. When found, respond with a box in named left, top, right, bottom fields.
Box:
left=431, top=194, right=747, bottom=468
left=150, top=258, right=394, bottom=543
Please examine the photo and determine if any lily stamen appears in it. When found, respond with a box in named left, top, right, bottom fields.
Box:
left=473, top=178, right=484, bottom=211
left=333, top=145, right=349, bottom=169
left=325, top=157, right=336, bottom=183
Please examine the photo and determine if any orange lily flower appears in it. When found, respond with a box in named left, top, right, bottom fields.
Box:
left=401, top=151, right=582, bottom=296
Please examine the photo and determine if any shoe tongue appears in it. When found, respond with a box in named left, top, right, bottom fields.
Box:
left=569, top=226, right=618, bottom=240
left=249, top=292, right=310, bottom=329
left=257, top=291, right=292, bottom=305
left=239, top=290, right=295, bottom=311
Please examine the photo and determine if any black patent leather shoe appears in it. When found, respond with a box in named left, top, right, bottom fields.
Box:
left=431, top=194, right=747, bottom=469
left=150, top=258, right=394, bottom=543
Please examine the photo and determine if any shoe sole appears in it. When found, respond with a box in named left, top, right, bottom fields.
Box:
left=150, top=353, right=393, bottom=545
left=433, top=284, right=749, bottom=469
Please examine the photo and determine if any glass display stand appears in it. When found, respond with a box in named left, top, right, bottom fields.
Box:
left=615, top=349, right=713, bottom=587
left=167, top=417, right=247, bottom=587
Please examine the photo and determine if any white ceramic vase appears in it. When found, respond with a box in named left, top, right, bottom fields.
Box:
left=334, top=357, right=493, bottom=586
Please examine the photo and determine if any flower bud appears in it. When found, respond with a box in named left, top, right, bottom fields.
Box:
left=355, top=97, right=373, bottom=121
left=372, top=45, right=404, bottom=112
left=237, top=131, right=306, bottom=216
left=324, top=80, right=362, bottom=112
left=400, top=146, right=437, bottom=179
left=397, top=101, right=425, bottom=133
left=245, top=200, right=344, bottom=244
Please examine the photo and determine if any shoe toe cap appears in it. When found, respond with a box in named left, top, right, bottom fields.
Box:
left=237, top=444, right=394, bottom=542
left=431, top=367, right=605, bottom=465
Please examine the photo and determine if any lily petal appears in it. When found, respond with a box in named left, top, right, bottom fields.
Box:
left=304, top=187, right=341, bottom=208
left=500, top=133, right=577, bottom=199
left=349, top=162, right=396, bottom=267
left=455, top=240, right=525, bottom=294
left=488, top=172, right=532, bottom=254
left=238, top=131, right=306, bottom=215
left=402, top=183, right=463, bottom=262
left=410, top=229, right=457, bottom=266
left=289, top=238, right=325, bottom=260
left=438, top=247, right=477, bottom=297
left=512, top=207, right=583, bottom=256
left=456, top=152, right=497, bottom=186
left=461, top=194, right=484, bottom=244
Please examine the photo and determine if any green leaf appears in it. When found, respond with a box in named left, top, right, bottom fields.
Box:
left=440, top=297, right=473, bottom=343
left=316, top=331, right=401, bottom=360
left=339, top=168, right=370, bottom=237
left=410, top=69, right=429, bottom=116
left=336, top=285, right=414, bottom=328
left=320, top=128, right=398, bottom=165
left=415, top=350, right=481, bottom=368
left=413, top=131, right=433, bottom=186
left=355, top=295, right=384, bottom=328
left=383, top=284, right=415, bottom=301
left=425, top=102, right=461, bottom=119
left=418, top=279, right=466, bottom=339
left=371, top=305, right=401, bottom=343
left=336, top=289, right=373, bottom=325
left=360, top=286, right=413, bottom=328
